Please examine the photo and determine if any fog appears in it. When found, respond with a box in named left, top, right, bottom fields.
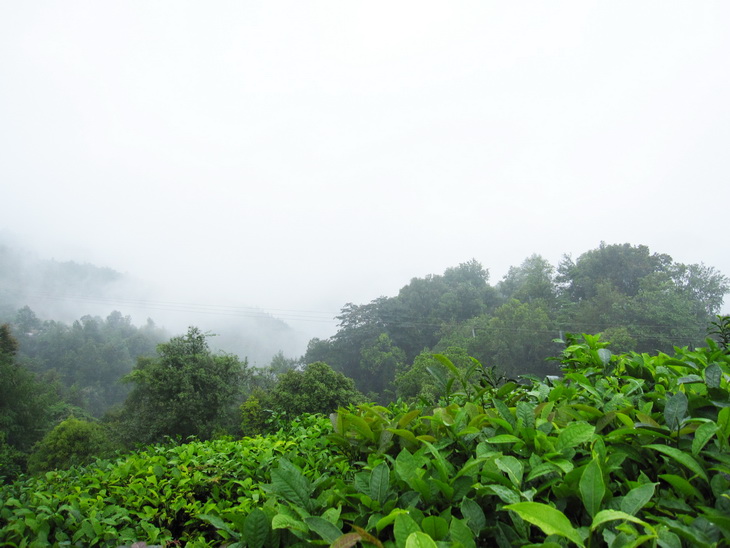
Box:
left=2, top=2, right=729, bottom=358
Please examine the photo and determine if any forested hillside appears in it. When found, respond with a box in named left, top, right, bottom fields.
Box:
left=304, top=243, right=728, bottom=402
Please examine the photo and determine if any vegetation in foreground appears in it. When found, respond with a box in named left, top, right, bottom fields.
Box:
left=1, top=329, right=729, bottom=547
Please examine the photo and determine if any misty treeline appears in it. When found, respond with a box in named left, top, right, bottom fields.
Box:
left=305, top=242, right=728, bottom=402
left=1, top=241, right=728, bottom=482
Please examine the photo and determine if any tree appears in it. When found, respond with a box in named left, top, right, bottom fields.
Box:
left=358, top=333, right=405, bottom=400
left=117, top=327, right=249, bottom=446
left=0, top=324, right=57, bottom=481
left=394, top=347, right=474, bottom=403
left=557, top=242, right=672, bottom=301
left=498, top=254, right=557, bottom=309
left=268, top=362, right=364, bottom=417
left=467, top=300, right=558, bottom=378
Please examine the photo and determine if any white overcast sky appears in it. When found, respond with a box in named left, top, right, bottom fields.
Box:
left=2, top=2, right=729, bottom=338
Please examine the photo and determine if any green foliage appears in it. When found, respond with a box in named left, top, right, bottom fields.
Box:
left=27, top=417, right=113, bottom=473
left=2, top=332, right=730, bottom=545
left=268, top=361, right=365, bottom=416
left=0, top=324, right=59, bottom=481
left=708, top=314, right=730, bottom=351
left=240, top=388, right=273, bottom=437
left=0, top=414, right=340, bottom=546
left=115, top=327, right=249, bottom=446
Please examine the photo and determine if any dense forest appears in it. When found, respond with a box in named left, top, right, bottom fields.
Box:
left=1, top=242, right=729, bottom=546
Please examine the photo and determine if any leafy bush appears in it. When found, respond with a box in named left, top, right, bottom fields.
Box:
left=27, top=417, right=114, bottom=474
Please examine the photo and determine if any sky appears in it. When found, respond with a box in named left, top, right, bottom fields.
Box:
left=2, top=2, right=729, bottom=343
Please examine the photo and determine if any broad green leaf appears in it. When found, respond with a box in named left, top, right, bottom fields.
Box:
left=503, top=502, right=585, bottom=547
left=517, top=401, right=536, bottom=429
left=197, top=514, right=237, bottom=536
left=376, top=509, right=410, bottom=533
left=244, top=509, right=270, bottom=548
left=590, top=509, right=649, bottom=530
left=493, top=398, right=516, bottom=429
left=677, top=375, right=703, bottom=385
left=420, top=439, right=451, bottom=483
left=269, top=459, right=313, bottom=511
left=647, top=444, right=708, bottom=482
left=394, top=513, right=421, bottom=547
left=496, top=455, right=524, bottom=488
left=526, top=462, right=561, bottom=482
left=395, top=448, right=425, bottom=484
left=398, top=409, right=422, bottom=428
left=698, top=506, right=730, bottom=535
left=692, top=422, right=718, bottom=455
left=658, top=474, right=702, bottom=499
left=657, top=528, right=682, bottom=548
left=271, top=514, right=308, bottom=534
left=719, top=407, right=730, bottom=450
left=556, top=422, right=595, bottom=451
left=433, top=354, right=461, bottom=378
left=405, top=531, right=439, bottom=548
left=664, top=392, right=688, bottom=430
left=421, top=516, right=448, bottom=541
left=370, top=462, right=391, bottom=506
left=704, top=363, right=722, bottom=388
left=620, top=482, right=657, bottom=516
left=389, top=428, right=419, bottom=446
left=484, top=484, right=520, bottom=505
left=345, top=415, right=376, bottom=441
left=304, top=516, right=342, bottom=543
left=579, top=458, right=604, bottom=517
left=460, top=498, right=486, bottom=535
left=450, top=517, right=477, bottom=548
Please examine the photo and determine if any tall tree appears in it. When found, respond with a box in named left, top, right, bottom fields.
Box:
left=498, top=254, right=557, bottom=309
left=117, top=327, right=249, bottom=446
left=557, top=243, right=672, bottom=301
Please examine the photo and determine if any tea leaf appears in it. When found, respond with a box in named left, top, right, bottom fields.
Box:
left=590, top=509, right=649, bottom=530
left=394, top=513, right=421, bottom=547
left=704, top=363, right=722, bottom=388
left=556, top=422, right=595, bottom=451
left=496, top=455, right=524, bottom=488
left=405, top=531, right=439, bottom=548
left=579, top=458, right=604, bottom=517
left=664, top=392, right=688, bottom=430
left=269, top=459, right=313, bottom=511
left=304, top=516, right=342, bottom=543
left=460, top=498, right=486, bottom=534
left=244, top=509, right=270, bottom=548
left=370, top=462, right=391, bottom=506
left=421, top=516, right=448, bottom=541
left=691, top=422, right=718, bottom=455
left=647, top=445, right=708, bottom=482
left=503, top=502, right=585, bottom=547
left=619, top=482, right=657, bottom=516
left=450, top=518, right=477, bottom=548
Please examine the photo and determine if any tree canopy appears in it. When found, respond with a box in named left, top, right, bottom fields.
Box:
left=116, top=327, right=249, bottom=446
